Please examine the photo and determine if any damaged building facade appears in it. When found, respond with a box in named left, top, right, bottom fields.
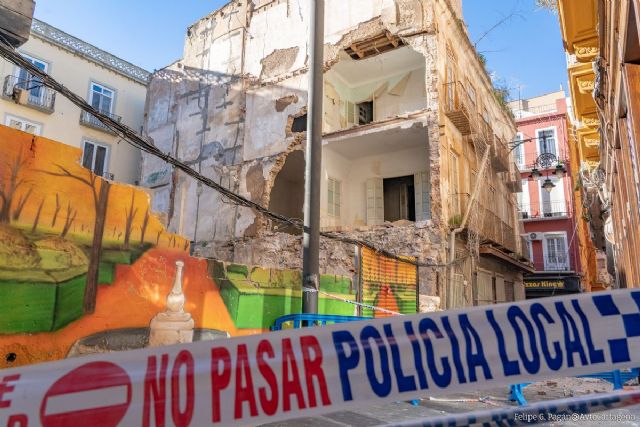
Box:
left=141, top=0, right=532, bottom=310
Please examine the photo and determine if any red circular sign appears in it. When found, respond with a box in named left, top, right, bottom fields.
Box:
left=40, top=361, right=132, bottom=427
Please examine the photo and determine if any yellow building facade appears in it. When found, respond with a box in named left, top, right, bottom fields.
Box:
left=0, top=19, right=149, bottom=184
left=557, top=0, right=639, bottom=289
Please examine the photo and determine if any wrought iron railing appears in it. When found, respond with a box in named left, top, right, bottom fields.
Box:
left=80, top=110, right=122, bottom=133
left=3, top=74, right=56, bottom=112
left=540, top=254, right=571, bottom=272
left=454, top=193, right=518, bottom=253
left=518, top=201, right=569, bottom=219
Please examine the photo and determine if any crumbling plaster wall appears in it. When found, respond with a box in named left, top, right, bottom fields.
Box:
left=142, top=0, right=446, bottom=295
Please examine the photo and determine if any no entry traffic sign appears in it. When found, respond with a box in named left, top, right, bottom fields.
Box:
left=39, top=362, right=131, bottom=427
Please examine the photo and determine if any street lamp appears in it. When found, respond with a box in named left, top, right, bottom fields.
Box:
left=542, top=178, right=556, bottom=193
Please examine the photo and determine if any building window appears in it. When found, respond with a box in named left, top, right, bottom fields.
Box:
left=450, top=152, right=460, bottom=215
left=82, top=140, right=109, bottom=178
left=537, top=128, right=556, bottom=156
left=466, top=81, right=476, bottom=105
left=90, top=82, right=114, bottom=114
left=16, top=54, right=47, bottom=99
left=383, top=175, right=415, bottom=222
left=357, top=101, right=374, bottom=125
left=5, top=114, right=41, bottom=135
left=514, top=132, right=525, bottom=168
left=544, top=233, right=569, bottom=271
left=328, top=177, right=341, bottom=217
left=540, top=176, right=565, bottom=217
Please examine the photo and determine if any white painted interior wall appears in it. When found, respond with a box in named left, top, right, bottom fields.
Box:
left=321, top=144, right=429, bottom=228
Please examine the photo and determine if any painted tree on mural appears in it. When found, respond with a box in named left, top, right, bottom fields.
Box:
left=31, top=197, right=45, bottom=233
left=140, top=208, right=150, bottom=247
left=0, top=149, right=29, bottom=223
left=51, top=193, right=61, bottom=228
left=44, top=165, right=111, bottom=313
left=12, top=187, right=32, bottom=221
left=123, top=190, right=138, bottom=250
left=60, top=201, right=78, bottom=238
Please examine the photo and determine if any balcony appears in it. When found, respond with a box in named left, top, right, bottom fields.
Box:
left=490, top=136, right=510, bottom=172
left=443, top=81, right=476, bottom=135
left=454, top=193, right=518, bottom=254
left=80, top=110, right=121, bottom=134
left=540, top=254, right=571, bottom=272
left=3, top=75, right=56, bottom=113
left=505, top=163, right=523, bottom=193
left=518, top=201, right=569, bottom=220
left=511, top=103, right=557, bottom=119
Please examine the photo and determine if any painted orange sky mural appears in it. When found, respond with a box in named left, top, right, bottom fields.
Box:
left=0, top=128, right=184, bottom=250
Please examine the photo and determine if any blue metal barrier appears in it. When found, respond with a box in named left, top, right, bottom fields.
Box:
left=270, top=313, right=371, bottom=331
left=510, top=368, right=640, bottom=406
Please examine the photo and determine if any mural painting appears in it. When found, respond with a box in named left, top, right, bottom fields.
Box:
left=361, top=247, right=418, bottom=317
left=0, top=126, right=364, bottom=369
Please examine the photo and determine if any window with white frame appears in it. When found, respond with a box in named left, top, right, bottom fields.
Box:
left=90, top=82, right=114, bottom=114
left=537, top=128, right=556, bottom=156
left=514, top=132, right=525, bottom=168
left=16, top=54, right=47, bottom=101
left=540, top=176, right=565, bottom=217
left=544, top=233, right=569, bottom=271
left=327, top=177, right=341, bottom=217
left=82, top=141, right=109, bottom=178
left=5, top=115, right=41, bottom=135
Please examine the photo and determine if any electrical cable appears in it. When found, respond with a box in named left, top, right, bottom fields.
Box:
left=0, top=39, right=465, bottom=269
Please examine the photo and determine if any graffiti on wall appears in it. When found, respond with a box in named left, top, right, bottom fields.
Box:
left=361, top=247, right=418, bottom=317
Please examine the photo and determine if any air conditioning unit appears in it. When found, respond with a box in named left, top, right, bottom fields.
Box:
left=528, top=232, right=542, bottom=241
left=12, top=87, right=28, bottom=105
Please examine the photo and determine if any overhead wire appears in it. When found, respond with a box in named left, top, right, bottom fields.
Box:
left=0, top=38, right=464, bottom=269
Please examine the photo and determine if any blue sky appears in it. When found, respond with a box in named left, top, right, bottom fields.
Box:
left=34, top=0, right=566, bottom=100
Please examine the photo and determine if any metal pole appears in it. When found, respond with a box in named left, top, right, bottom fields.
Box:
left=302, top=0, right=324, bottom=315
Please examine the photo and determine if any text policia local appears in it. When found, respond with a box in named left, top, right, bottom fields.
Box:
left=201, top=297, right=628, bottom=422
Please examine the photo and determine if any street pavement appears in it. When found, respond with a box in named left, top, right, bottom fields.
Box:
left=259, top=378, right=640, bottom=426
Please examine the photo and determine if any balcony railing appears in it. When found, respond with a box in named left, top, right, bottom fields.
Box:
left=3, top=75, right=56, bottom=113
left=80, top=110, right=121, bottom=134
left=443, top=81, right=476, bottom=135
left=518, top=201, right=569, bottom=219
left=454, top=193, right=518, bottom=254
left=540, top=254, right=570, bottom=272
left=511, top=103, right=557, bottom=119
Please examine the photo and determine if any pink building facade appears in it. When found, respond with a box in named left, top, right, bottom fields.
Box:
left=512, top=94, right=582, bottom=297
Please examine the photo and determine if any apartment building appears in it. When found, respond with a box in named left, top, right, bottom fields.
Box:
left=141, top=0, right=533, bottom=310
left=0, top=19, right=149, bottom=184
left=510, top=91, right=598, bottom=297
left=557, top=0, right=635, bottom=289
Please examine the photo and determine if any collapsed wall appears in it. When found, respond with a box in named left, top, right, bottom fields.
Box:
left=141, top=0, right=446, bottom=298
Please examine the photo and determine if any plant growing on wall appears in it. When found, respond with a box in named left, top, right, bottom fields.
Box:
left=43, top=165, right=111, bottom=314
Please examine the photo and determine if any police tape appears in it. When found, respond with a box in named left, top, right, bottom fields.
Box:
left=0, top=289, right=639, bottom=427
left=384, top=389, right=640, bottom=427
